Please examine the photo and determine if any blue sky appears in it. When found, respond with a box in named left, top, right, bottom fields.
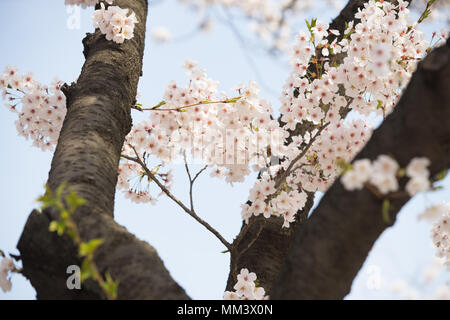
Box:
left=0, top=0, right=448, bottom=300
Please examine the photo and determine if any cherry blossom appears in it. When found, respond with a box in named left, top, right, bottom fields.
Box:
left=418, top=202, right=450, bottom=222
left=121, top=0, right=438, bottom=228
left=223, top=268, right=268, bottom=300
left=417, top=202, right=450, bottom=269
left=391, top=258, right=450, bottom=300
left=4, top=0, right=444, bottom=234
left=178, top=0, right=344, bottom=52
left=0, top=66, right=66, bottom=151
left=119, top=60, right=283, bottom=203
left=341, top=156, right=431, bottom=196
left=341, top=159, right=372, bottom=191
left=152, top=26, right=172, bottom=43
left=0, top=257, right=14, bottom=293
left=431, top=210, right=450, bottom=269
left=92, top=3, right=138, bottom=44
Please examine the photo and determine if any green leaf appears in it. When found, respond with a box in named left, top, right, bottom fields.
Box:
left=336, top=159, right=353, bottom=174
left=66, top=228, right=77, bottom=242
left=397, top=168, right=406, bottom=178
left=434, top=169, right=448, bottom=182
left=376, top=100, right=383, bottom=110
left=48, top=221, right=59, bottom=232
left=56, top=181, right=68, bottom=201
left=56, top=222, right=66, bottom=236
left=65, top=189, right=86, bottom=212
left=37, top=184, right=55, bottom=210
left=382, top=199, right=391, bottom=224
left=79, top=239, right=104, bottom=257
left=305, top=19, right=311, bottom=31
left=151, top=100, right=166, bottom=110
left=101, top=272, right=119, bottom=300
left=80, top=259, right=95, bottom=282
left=60, top=210, right=70, bottom=220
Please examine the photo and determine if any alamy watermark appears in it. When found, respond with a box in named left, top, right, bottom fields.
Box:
left=66, top=6, right=81, bottom=30
left=66, top=265, right=81, bottom=290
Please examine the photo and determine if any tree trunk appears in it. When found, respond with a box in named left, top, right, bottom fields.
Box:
left=17, top=0, right=189, bottom=300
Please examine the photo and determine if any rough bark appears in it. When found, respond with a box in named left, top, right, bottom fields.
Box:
left=226, top=0, right=374, bottom=293
left=17, top=0, right=189, bottom=299
left=272, top=39, right=450, bottom=299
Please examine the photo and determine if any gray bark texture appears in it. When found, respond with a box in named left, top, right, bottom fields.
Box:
left=17, top=0, right=189, bottom=300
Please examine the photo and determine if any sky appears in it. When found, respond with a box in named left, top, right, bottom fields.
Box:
left=0, top=0, right=449, bottom=300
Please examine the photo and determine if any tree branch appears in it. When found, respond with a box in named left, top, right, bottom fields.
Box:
left=122, top=149, right=232, bottom=251
left=226, top=0, right=376, bottom=294
left=272, top=38, right=450, bottom=299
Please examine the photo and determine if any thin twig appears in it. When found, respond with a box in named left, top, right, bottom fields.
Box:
left=132, top=96, right=241, bottom=112
left=275, top=122, right=329, bottom=189
left=122, top=148, right=232, bottom=251
left=193, top=165, right=208, bottom=184
left=184, top=156, right=208, bottom=212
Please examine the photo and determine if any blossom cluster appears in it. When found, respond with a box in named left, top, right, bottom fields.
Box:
left=419, top=201, right=450, bottom=268
left=5, top=0, right=443, bottom=233
left=417, top=202, right=450, bottom=268
left=341, top=156, right=431, bottom=197
left=241, top=119, right=372, bottom=227
left=223, top=268, right=268, bottom=300
left=0, top=66, right=66, bottom=151
left=179, top=0, right=447, bottom=53
left=419, top=202, right=450, bottom=222
left=241, top=0, right=430, bottom=226
left=122, top=0, right=435, bottom=229
left=297, top=120, right=372, bottom=192
left=119, top=59, right=282, bottom=202
left=178, top=0, right=342, bottom=51
left=65, top=0, right=113, bottom=8
left=392, top=257, right=450, bottom=299
left=282, top=0, right=429, bottom=124
left=152, top=26, right=172, bottom=43
left=92, top=3, right=138, bottom=44
left=0, top=257, right=14, bottom=293
left=430, top=208, right=450, bottom=269
left=240, top=174, right=308, bottom=227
